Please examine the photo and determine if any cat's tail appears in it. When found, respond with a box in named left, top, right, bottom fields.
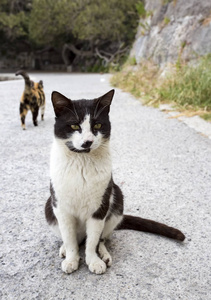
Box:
left=116, top=214, right=185, bottom=241
left=16, top=70, right=32, bottom=93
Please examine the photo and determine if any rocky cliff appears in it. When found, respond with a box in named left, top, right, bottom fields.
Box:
left=130, top=0, right=211, bottom=66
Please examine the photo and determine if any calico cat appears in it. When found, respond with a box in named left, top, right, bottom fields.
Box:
left=45, top=89, right=185, bottom=275
left=16, top=70, right=45, bottom=129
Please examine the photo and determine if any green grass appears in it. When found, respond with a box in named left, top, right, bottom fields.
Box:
left=157, top=56, right=211, bottom=111
left=201, top=113, right=211, bottom=121
left=111, top=55, right=211, bottom=121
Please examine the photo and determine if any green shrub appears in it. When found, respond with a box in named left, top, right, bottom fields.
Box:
left=163, top=17, right=170, bottom=25
left=136, top=1, right=146, bottom=18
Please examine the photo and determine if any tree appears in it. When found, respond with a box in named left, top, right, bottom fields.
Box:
left=0, top=0, right=32, bottom=55
left=29, top=0, right=140, bottom=68
left=0, top=0, right=141, bottom=70
left=0, top=0, right=32, bottom=41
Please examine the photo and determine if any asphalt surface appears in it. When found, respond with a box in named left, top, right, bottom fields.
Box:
left=1, top=73, right=211, bottom=300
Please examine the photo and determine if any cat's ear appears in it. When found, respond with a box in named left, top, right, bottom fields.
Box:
left=51, top=91, right=74, bottom=118
left=38, top=80, right=43, bottom=89
left=94, top=89, right=114, bottom=118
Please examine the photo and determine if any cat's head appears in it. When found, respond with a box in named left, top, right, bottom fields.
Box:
left=51, top=90, right=114, bottom=153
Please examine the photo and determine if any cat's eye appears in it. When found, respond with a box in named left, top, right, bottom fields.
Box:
left=94, top=123, right=102, bottom=130
left=71, top=124, right=80, bottom=130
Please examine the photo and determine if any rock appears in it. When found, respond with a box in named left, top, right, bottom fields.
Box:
left=131, top=0, right=211, bottom=66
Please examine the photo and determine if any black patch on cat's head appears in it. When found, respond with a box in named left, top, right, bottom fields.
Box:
left=51, top=90, right=114, bottom=141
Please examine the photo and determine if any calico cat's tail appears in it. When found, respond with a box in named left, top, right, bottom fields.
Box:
left=117, top=214, right=185, bottom=241
left=16, top=70, right=32, bottom=92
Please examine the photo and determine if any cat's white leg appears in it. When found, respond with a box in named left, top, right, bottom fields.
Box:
left=102, top=215, right=123, bottom=239
left=98, top=240, right=112, bottom=267
left=98, top=215, right=123, bottom=267
left=40, top=104, right=45, bottom=120
left=102, top=214, right=123, bottom=239
left=85, top=218, right=106, bottom=275
left=56, top=213, right=80, bottom=274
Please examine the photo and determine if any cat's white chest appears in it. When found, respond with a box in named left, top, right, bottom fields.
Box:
left=50, top=139, right=112, bottom=220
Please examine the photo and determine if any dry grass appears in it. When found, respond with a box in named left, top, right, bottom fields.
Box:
left=111, top=56, right=211, bottom=122
left=111, top=60, right=161, bottom=99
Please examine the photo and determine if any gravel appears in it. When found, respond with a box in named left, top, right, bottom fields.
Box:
left=1, top=73, right=211, bottom=300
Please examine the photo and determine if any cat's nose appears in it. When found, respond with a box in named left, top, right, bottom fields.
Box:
left=81, top=140, right=93, bottom=149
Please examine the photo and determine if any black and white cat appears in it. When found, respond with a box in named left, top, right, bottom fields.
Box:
left=45, top=89, right=185, bottom=275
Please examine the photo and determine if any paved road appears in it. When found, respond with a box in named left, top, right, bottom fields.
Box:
left=1, top=73, right=211, bottom=300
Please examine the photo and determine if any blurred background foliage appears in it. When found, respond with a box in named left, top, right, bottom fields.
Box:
left=0, top=0, right=141, bottom=71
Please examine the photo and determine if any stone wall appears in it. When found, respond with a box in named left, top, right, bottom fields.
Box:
left=130, top=0, right=211, bottom=66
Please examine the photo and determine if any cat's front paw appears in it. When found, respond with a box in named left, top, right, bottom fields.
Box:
left=88, top=257, right=107, bottom=275
left=98, top=243, right=112, bottom=267
left=100, top=252, right=112, bottom=267
left=62, top=258, right=79, bottom=274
